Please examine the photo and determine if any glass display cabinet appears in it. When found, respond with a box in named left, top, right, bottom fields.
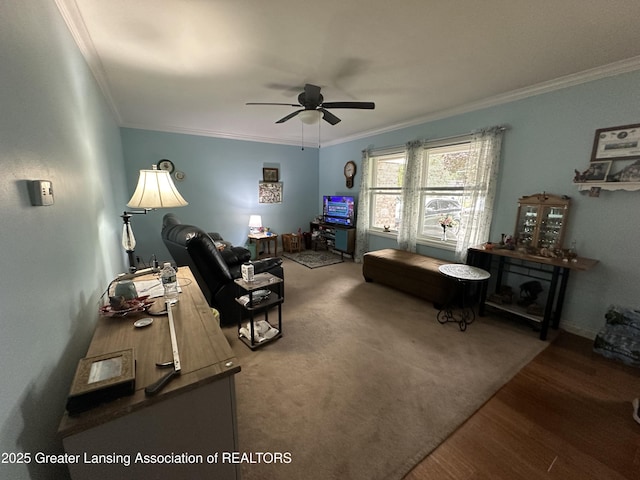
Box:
left=514, top=193, right=570, bottom=251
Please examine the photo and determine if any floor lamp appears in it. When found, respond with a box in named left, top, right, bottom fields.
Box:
left=122, top=165, right=188, bottom=272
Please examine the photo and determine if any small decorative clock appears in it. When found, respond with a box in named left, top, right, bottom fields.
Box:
left=157, top=159, right=175, bottom=174
left=344, top=160, right=357, bottom=189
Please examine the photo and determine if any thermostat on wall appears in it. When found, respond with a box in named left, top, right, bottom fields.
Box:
left=28, top=180, right=54, bottom=206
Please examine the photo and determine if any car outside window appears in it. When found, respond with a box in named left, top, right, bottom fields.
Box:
left=419, top=142, right=469, bottom=244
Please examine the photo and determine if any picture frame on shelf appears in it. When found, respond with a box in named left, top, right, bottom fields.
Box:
left=262, top=167, right=279, bottom=182
left=584, top=160, right=612, bottom=182
left=607, top=160, right=640, bottom=183
left=590, top=123, right=640, bottom=162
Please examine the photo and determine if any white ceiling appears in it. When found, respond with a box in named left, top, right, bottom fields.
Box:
left=56, top=0, right=640, bottom=147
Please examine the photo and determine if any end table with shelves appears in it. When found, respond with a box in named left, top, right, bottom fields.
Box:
left=234, top=272, right=283, bottom=349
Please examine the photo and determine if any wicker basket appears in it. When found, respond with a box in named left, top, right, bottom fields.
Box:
left=282, top=233, right=302, bottom=253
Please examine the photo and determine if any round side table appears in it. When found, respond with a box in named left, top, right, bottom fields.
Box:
left=438, top=264, right=491, bottom=331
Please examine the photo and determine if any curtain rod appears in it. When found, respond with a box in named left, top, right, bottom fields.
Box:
left=424, top=125, right=509, bottom=145
left=366, top=125, right=509, bottom=156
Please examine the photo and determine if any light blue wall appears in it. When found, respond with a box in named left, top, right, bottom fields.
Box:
left=0, top=2, right=128, bottom=479
left=120, top=129, right=319, bottom=263
left=1, top=3, right=637, bottom=478
left=319, top=70, right=640, bottom=337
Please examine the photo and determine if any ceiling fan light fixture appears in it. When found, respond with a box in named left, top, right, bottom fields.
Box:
left=298, top=109, right=321, bottom=125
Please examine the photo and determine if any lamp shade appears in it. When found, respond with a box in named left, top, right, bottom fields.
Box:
left=127, top=167, right=188, bottom=208
left=299, top=109, right=321, bottom=125
left=248, top=215, right=262, bottom=228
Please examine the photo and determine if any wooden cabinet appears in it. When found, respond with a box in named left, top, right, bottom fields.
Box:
left=58, top=267, right=241, bottom=480
left=514, top=193, right=570, bottom=251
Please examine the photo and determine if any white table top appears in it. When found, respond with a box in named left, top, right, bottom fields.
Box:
left=439, top=264, right=491, bottom=281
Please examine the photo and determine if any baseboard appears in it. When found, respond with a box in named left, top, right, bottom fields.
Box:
left=559, top=323, right=598, bottom=340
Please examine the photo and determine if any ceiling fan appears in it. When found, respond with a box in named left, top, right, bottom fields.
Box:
left=246, top=83, right=375, bottom=125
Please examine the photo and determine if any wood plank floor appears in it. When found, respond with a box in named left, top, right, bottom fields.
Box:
left=404, top=331, right=640, bottom=480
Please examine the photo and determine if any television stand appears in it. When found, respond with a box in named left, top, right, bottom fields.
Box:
left=311, top=222, right=356, bottom=259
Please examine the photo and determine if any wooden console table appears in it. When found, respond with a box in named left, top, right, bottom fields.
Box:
left=467, top=246, right=598, bottom=340
left=58, top=267, right=241, bottom=479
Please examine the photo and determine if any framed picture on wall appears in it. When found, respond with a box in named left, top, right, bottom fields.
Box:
left=590, top=123, right=640, bottom=162
left=258, top=181, right=282, bottom=203
left=263, top=168, right=279, bottom=182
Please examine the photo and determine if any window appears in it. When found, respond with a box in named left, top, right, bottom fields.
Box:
left=358, top=127, right=503, bottom=261
left=369, top=152, right=405, bottom=231
left=369, top=138, right=470, bottom=245
left=418, top=141, right=470, bottom=244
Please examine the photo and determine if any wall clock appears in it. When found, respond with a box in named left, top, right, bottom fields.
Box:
left=344, top=160, right=357, bottom=189
left=157, top=159, right=175, bottom=174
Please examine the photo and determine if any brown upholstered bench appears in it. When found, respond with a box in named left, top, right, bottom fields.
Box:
left=362, top=249, right=456, bottom=307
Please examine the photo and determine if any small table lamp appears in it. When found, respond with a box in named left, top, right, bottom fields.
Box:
left=122, top=165, right=188, bottom=272
left=248, top=215, right=262, bottom=234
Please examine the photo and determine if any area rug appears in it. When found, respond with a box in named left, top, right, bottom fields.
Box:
left=281, top=249, right=344, bottom=268
left=224, top=260, right=550, bottom=480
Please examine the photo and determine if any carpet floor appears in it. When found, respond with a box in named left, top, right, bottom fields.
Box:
left=223, top=258, right=550, bottom=480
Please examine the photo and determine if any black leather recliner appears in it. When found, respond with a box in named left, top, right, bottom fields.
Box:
left=161, top=213, right=284, bottom=326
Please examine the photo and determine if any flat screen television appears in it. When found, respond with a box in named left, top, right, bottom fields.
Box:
left=322, top=195, right=356, bottom=227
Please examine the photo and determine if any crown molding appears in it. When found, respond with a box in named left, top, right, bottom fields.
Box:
left=322, top=56, right=640, bottom=147
left=54, top=0, right=640, bottom=149
left=120, top=122, right=320, bottom=149
left=54, top=0, right=122, bottom=124
left=125, top=53, right=640, bottom=148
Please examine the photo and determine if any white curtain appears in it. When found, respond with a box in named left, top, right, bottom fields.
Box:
left=397, top=140, right=423, bottom=252
left=354, top=149, right=371, bottom=263
left=455, top=127, right=505, bottom=262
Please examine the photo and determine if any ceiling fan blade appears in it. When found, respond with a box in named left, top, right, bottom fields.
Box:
left=304, top=84, right=322, bottom=107
left=276, top=109, right=304, bottom=123
left=321, top=101, right=375, bottom=109
left=246, top=102, right=300, bottom=107
left=319, top=108, right=341, bottom=125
